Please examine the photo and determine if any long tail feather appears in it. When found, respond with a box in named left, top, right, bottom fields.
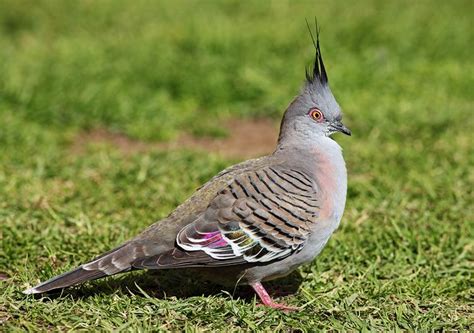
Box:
left=24, top=243, right=132, bottom=294
left=23, top=266, right=107, bottom=294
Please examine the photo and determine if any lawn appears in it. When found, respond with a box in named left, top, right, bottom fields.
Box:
left=1, top=0, right=472, bottom=331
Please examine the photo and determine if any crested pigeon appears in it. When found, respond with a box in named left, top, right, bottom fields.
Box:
left=24, top=28, right=351, bottom=311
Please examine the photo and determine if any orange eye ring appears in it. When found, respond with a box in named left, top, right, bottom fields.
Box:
left=309, top=109, right=324, bottom=122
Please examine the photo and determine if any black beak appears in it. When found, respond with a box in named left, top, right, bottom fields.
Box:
left=332, top=120, right=351, bottom=136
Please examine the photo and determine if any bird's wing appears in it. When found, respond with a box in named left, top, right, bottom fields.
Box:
left=134, top=166, right=320, bottom=268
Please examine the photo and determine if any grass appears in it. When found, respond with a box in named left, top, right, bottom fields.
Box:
left=1, top=0, right=473, bottom=331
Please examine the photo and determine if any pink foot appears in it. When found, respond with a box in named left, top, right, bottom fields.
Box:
left=251, top=282, right=300, bottom=312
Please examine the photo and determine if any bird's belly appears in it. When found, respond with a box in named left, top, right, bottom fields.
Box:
left=242, top=220, right=336, bottom=283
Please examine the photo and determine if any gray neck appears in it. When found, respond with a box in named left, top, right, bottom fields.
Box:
left=274, top=132, right=343, bottom=164
left=275, top=124, right=331, bottom=154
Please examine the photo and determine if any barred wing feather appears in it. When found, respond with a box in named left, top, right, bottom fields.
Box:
left=177, top=167, right=320, bottom=264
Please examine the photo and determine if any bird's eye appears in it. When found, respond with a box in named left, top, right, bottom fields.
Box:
left=309, top=109, right=324, bottom=122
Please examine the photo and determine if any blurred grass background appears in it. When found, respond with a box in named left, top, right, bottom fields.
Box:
left=0, top=0, right=472, bottom=331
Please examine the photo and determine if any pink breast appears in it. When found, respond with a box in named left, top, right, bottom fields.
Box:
left=313, top=151, right=337, bottom=220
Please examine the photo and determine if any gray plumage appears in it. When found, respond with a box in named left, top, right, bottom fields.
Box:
left=24, top=28, right=351, bottom=310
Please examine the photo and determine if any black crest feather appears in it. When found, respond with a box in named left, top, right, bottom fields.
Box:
left=305, top=18, right=328, bottom=85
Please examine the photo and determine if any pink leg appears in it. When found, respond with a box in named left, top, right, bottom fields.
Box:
left=250, top=282, right=299, bottom=312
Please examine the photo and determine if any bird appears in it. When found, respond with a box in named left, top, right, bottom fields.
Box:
left=24, top=25, right=351, bottom=311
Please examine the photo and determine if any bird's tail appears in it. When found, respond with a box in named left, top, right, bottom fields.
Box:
left=24, top=243, right=133, bottom=295
left=23, top=266, right=108, bottom=294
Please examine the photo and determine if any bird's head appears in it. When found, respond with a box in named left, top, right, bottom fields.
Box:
left=278, top=23, right=350, bottom=146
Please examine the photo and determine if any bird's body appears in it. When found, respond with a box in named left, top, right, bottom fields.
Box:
left=25, top=26, right=351, bottom=311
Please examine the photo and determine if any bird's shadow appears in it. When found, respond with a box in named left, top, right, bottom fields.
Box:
left=37, top=269, right=304, bottom=303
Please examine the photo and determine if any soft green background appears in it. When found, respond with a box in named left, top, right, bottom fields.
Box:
left=1, top=0, right=472, bottom=331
